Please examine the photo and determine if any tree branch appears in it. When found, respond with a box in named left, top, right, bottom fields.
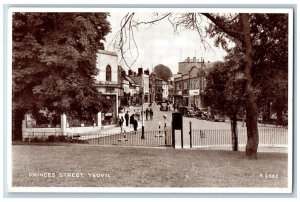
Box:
left=134, top=13, right=172, bottom=27
left=201, top=13, right=242, bottom=41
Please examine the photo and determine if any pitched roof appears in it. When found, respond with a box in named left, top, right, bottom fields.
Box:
left=124, top=76, right=139, bottom=86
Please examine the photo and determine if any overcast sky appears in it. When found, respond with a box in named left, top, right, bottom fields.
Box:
left=104, top=12, right=228, bottom=74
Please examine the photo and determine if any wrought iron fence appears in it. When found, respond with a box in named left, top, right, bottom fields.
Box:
left=21, top=130, right=173, bottom=147
left=21, top=128, right=287, bottom=149
left=87, top=130, right=172, bottom=147
left=191, top=128, right=288, bottom=148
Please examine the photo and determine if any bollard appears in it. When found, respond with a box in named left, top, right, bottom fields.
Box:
left=156, top=122, right=162, bottom=137
left=159, top=125, right=161, bottom=136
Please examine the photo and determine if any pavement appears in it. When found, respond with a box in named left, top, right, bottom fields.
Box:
left=99, top=122, right=142, bottom=134
left=77, top=121, right=142, bottom=140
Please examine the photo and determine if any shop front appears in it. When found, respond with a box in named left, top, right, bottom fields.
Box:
left=189, top=89, right=200, bottom=109
left=101, top=93, right=118, bottom=126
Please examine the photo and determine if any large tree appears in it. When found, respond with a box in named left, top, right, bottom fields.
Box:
left=202, top=60, right=245, bottom=151
left=153, top=64, right=173, bottom=82
left=12, top=12, right=111, bottom=140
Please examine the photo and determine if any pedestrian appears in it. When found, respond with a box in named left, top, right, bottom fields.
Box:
left=130, top=114, right=134, bottom=127
left=133, top=118, right=138, bottom=133
left=146, top=108, right=149, bottom=120
left=150, top=108, right=153, bottom=120
left=125, top=111, right=129, bottom=126
left=119, top=116, right=124, bottom=127
left=116, top=116, right=120, bottom=127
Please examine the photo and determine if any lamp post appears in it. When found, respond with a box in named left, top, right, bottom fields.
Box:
left=163, top=114, right=167, bottom=144
left=141, top=76, right=145, bottom=139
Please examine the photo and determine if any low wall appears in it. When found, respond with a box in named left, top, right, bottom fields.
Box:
left=22, top=126, right=63, bottom=140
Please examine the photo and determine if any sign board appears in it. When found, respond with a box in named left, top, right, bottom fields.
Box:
left=172, top=112, right=182, bottom=130
left=189, top=89, right=199, bottom=96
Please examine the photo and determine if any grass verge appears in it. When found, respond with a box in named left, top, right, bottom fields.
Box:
left=12, top=145, right=288, bottom=187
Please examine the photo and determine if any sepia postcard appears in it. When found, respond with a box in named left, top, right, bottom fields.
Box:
left=4, top=5, right=294, bottom=196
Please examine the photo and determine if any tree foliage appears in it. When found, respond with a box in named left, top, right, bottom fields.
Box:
left=153, top=64, right=173, bottom=82
left=12, top=12, right=111, bottom=139
left=203, top=61, right=244, bottom=116
left=250, top=14, right=288, bottom=124
left=202, top=59, right=245, bottom=151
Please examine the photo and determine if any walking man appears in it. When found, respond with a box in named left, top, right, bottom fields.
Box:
left=146, top=108, right=149, bottom=120
left=125, top=111, right=129, bottom=127
left=130, top=114, right=134, bottom=127
left=150, top=108, right=153, bottom=120
left=133, top=118, right=138, bottom=134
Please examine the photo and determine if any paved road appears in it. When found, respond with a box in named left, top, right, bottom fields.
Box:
left=144, top=105, right=239, bottom=132
left=144, top=105, right=287, bottom=131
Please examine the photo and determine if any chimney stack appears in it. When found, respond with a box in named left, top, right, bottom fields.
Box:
left=144, top=69, right=149, bottom=75
left=138, top=68, right=143, bottom=76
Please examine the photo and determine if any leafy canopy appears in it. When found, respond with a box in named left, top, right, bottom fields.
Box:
left=153, top=64, right=173, bottom=82
left=12, top=12, right=111, bottom=118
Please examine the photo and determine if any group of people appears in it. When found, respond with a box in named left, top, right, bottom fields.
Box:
left=118, top=111, right=139, bottom=132
left=117, top=107, right=155, bottom=133
left=145, top=108, right=154, bottom=120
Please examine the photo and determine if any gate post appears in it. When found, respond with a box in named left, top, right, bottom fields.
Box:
left=172, top=112, right=183, bottom=148
left=189, top=121, right=192, bottom=148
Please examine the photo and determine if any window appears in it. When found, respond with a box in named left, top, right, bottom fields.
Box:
left=184, top=81, right=187, bottom=89
left=106, top=65, right=112, bottom=81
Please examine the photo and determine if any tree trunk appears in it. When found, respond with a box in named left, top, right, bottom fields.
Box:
left=231, top=114, right=238, bottom=151
left=12, top=108, right=26, bottom=141
left=240, top=14, right=259, bottom=159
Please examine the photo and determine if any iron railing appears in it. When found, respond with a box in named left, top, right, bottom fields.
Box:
left=191, top=128, right=288, bottom=148
left=21, top=128, right=288, bottom=149
left=22, top=130, right=173, bottom=147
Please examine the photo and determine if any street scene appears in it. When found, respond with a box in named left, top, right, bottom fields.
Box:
left=9, top=9, right=291, bottom=191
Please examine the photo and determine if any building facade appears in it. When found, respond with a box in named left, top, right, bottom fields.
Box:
left=129, top=68, right=150, bottom=103
left=174, top=57, right=212, bottom=110
left=94, top=50, right=121, bottom=124
left=155, top=77, right=163, bottom=103
left=162, top=81, right=169, bottom=101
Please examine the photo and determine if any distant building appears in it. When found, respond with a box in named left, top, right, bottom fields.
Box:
left=162, top=80, right=169, bottom=101
left=149, top=72, right=157, bottom=104
left=129, top=68, right=150, bottom=103
left=123, top=74, right=140, bottom=106
left=173, top=57, right=215, bottom=110
left=168, top=78, right=174, bottom=103
left=155, top=77, right=163, bottom=103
